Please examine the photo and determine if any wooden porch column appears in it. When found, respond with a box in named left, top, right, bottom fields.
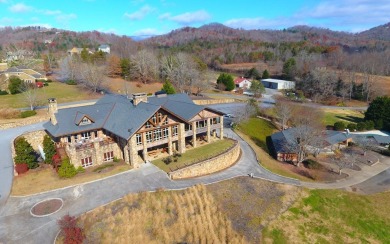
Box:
left=220, top=116, right=224, bottom=139
left=142, top=132, right=148, bottom=162
left=206, top=118, right=211, bottom=142
left=192, top=121, right=197, bottom=148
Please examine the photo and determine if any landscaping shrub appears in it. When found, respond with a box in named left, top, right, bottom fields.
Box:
left=43, top=135, right=56, bottom=164
left=20, top=110, right=37, bottom=118
left=357, top=122, right=366, bottom=131
left=14, top=137, right=38, bottom=169
left=303, top=159, right=322, bottom=170
left=365, top=120, right=375, bottom=130
left=77, top=166, right=85, bottom=173
left=163, top=156, right=173, bottom=165
left=15, top=163, right=29, bottom=174
left=333, top=121, right=346, bottom=131
left=66, top=80, right=77, bottom=85
left=347, top=123, right=357, bottom=131
left=380, top=150, right=390, bottom=157
left=58, top=158, right=77, bottom=178
left=0, top=90, right=8, bottom=95
left=113, top=157, right=120, bottom=163
left=46, top=79, right=53, bottom=83
left=58, top=214, right=85, bottom=244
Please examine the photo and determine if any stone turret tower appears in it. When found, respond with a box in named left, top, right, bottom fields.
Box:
left=48, top=98, right=58, bottom=125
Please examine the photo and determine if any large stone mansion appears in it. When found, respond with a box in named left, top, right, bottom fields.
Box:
left=43, top=93, right=225, bottom=168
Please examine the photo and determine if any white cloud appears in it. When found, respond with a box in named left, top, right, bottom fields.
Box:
left=124, top=5, right=154, bottom=20
left=224, top=17, right=293, bottom=30
left=9, top=3, right=33, bottom=13
left=133, top=28, right=160, bottom=36
left=0, top=0, right=8, bottom=3
left=42, top=10, right=62, bottom=15
left=56, top=13, right=77, bottom=27
left=161, top=10, right=211, bottom=25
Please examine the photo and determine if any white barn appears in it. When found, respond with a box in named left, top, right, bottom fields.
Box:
left=261, top=78, right=295, bottom=90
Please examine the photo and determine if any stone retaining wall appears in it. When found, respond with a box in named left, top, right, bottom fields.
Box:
left=168, top=140, right=240, bottom=179
left=193, top=98, right=236, bottom=105
left=0, top=115, right=49, bottom=130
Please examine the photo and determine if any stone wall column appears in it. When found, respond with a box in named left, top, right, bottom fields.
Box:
left=71, top=135, right=75, bottom=143
left=206, top=118, right=211, bottom=142
left=142, top=132, right=148, bottom=162
left=178, top=123, right=186, bottom=154
left=124, top=145, right=130, bottom=164
left=192, top=121, right=197, bottom=148
left=220, top=116, right=224, bottom=139
left=168, top=126, right=173, bottom=155
left=128, top=135, right=139, bottom=168
left=93, top=141, right=102, bottom=165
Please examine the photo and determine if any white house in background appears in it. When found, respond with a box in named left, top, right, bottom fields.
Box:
left=98, top=44, right=110, bottom=54
left=234, top=77, right=252, bottom=89
left=261, top=78, right=295, bottom=90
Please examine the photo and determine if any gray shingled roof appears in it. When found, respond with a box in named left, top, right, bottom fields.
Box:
left=44, top=93, right=220, bottom=140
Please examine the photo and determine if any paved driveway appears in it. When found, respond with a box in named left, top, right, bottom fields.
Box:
left=0, top=128, right=299, bottom=243
left=0, top=122, right=44, bottom=212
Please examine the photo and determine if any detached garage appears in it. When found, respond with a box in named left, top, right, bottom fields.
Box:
left=261, top=79, right=295, bottom=90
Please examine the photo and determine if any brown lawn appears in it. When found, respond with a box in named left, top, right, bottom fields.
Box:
left=105, top=78, right=163, bottom=94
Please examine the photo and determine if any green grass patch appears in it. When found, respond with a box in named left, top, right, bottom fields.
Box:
left=269, top=228, right=287, bottom=244
left=20, top=110, right=37, bottom=118
left=264, top=189, right=390, bottom=243
left=152, top=139, right=235, bottom=172
left=322, top=108, right=364, bottom=126
left=0, top=81, right=100, bottom=109
left=237, top=118, right=276, bottom=153
left=93, top=163, right=114, bottom=172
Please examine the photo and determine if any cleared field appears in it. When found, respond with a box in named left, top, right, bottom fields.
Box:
left=106, top=78, right=163, bottom=94
left=0, top=81, right=101, bottom=109
left=74, top=185, right=246, bottom=243
left=322, top=108, right=365, bottom=126
left=263, top=189, right=390, bottom=243
left=220, top=62, right=282, bottom=76
left=152, top=139, right=234, bottom=172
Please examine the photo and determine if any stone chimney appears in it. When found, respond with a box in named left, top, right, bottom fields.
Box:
left=48, top=98, right=58, bottom=125
left=132, top=93, right=148, bottom=106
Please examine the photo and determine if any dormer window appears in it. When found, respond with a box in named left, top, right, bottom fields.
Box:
left=80, top=117, right=92, bottom=125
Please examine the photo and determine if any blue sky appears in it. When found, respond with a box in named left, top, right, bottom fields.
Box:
left=0, top=0, right=389, bottom=36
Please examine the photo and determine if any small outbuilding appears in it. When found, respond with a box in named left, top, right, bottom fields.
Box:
left=234, top=77, right=252, bottom=89
left=261, top=78, right=295, bottom=90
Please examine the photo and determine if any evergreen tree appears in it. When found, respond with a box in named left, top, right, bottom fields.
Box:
left=14, top=137, right=38, bottom=169
left=262, top=69, right=270, bottom=79
left=249, top=80, right=265, bottom=98
left=161, top=80, right=176, bottom=94
left=217, top=73, right=235, bottom=91
left=282, top=58, right=296, bottom=79
left=43, top=135, right=56, bottom=164
left=365, top=96, right=390, bottom=130
left=80, top=48, right=90, bottom=62
left=120, top=58, right=131, bottom=78
left=244, top=68, right=261, bottom=79
left=8, top=76, right=23, bottom=94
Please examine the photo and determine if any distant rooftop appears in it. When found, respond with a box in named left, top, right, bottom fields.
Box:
left=261, top=78, right=294, bottom=84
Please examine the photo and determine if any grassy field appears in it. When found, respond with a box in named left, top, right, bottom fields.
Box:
left=11, top=163, right=131, bottom=196
left=152, top=139, right=234, bottom=172
left=0, top=81, right=101, bottom=109
left=322, top=108, right=365, bottom=126
left=236, top=118, right=314, bottom=181
left=263, top=189, right=390, bottom=243
left=72, top=185, right=245, bottom=243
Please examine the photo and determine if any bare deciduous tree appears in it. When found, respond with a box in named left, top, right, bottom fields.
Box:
left=130, top=49, right=158, bottom=84
left=20, top=83, right=40, bottom=111
left=58, top=56, right=80, bottom=82
left=274, top=97, right=294, bottom=130
left=79, top=63, right=107, bottom=93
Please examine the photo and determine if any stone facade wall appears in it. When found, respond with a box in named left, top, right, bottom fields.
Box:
left=193, top=99, right=236, bottom=105
left=169, top=140, right=240, bottom=179
left=0, top=115, right=49, bottom=130
left=67, top=142, right=122, bottom=168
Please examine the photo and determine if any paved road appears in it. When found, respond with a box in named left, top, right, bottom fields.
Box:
left=0, top=122, right=45, bottom=213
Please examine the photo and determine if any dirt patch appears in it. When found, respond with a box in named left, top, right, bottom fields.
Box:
left=207, top=177, right=302, bottom=243
left=31, top=198, right=63, bottom=216
left=105, top=78, right=162, bottom=94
